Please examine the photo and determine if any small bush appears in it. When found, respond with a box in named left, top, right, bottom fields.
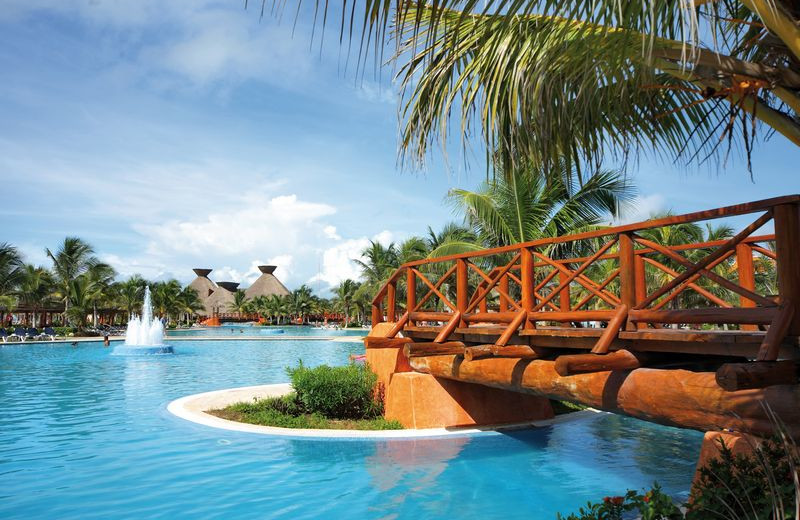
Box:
left=557, top=484, right=682, bottom=520
left=287, top=361, right=382, bottom=420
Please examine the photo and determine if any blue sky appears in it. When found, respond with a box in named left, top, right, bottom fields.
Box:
left=1, top=1, right=796, bottom=293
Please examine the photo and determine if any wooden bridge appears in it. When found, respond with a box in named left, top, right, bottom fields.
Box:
left=366, top=195, right=800, bottom=436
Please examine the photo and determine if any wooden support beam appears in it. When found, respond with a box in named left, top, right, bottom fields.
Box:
left=410, top=311, right=452, bottom=322
left=558, top=270, right=571, bottom=328
left=499, top=274, right=510, bottom=312
left=634, top=255, right=647, bottom=330
left=591, top=305, right=629, bottom=354
left=520, top=248, right=535, bottom=328
left=456, top=259, right=468, bottom=327
left=529, top=310, right=616, bottom=322
left=774, top=203, right=800, bottom=335
left=618, top=233, right=636, bottom=331
left=404, top=341, right=466, bottom=358
left=364, top=336, right=412, bottom=349
left=757, top=300, right=796, bottom=361
left=386, top=312, right=409, bottom=338
left=387, top=281, right=396, bottom=322
left=496, top=309, right=527, bottom=346
left=434, top=311, right=462, bottom=343
left=409, top=354, right=800, bottom=438
left=407, top=269, right=416, bottom=327
left=464, top=345, right=494, bottom=361
left=716, top=361, right=799, bottom=391
left=554, top=349, right=647, bottom=376
left=371, top=302, right=382, bottom=327
left=629, top=307, right=776, bottom=325
left=491, top=345, right=551, bottom=359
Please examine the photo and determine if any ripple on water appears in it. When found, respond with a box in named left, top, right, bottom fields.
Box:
left=1, top=340, right=703, bottom=519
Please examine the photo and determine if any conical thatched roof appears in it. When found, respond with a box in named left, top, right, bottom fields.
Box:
left=245, top=265, right=290, bottom=299
left=188, top=268, right=219, bottom=316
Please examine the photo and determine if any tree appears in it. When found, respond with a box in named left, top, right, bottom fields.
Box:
left=84, top=263, right=116, bottom=327
left=288, top=285, right=315, bottom=323
left=0, top=243, right=23, bottom=319
left=290, top=1, right=800, bottom=179
left=150, top=280, right=182, bottom=323
left=46, top=237, right=98, bottom=322
left=176, top=287, right=204, bottom=325
left=265, top=294, right=287, bottom=324
left=228, top=289, right=251, bottom=315
left=116, top=275, right=147, bottom=320
left=64, top=276, right=95, bottom=328
left=15, top=265, right=53, bottom=327
left=448, top=163, right=635, bottom=249
left=333, top=279, right=359, bottom=326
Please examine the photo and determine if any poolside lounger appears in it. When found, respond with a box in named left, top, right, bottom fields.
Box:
left=7, top=328, right=25, bottom=342
left=43, top=327, right=57, bottom=341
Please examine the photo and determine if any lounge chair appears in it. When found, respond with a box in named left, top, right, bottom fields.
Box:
left=43, top=327, right=57, bottom=341
left=9, top=327, right=25, bottom=342
left=23, top=328, right=39, bottom=341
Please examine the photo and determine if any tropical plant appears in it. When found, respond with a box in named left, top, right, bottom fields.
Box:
left=46, top=237, right=98, bottom=321
left=64, top=276, right=95, bottom=328
left=15, top=265, right=54, bottom=327
left=354, top=241, right=400, bottom=288
left=150, top=280, right=182, bottom=323
left=176, top=287, right=204, bottom=325
left=449, top=162, right=635, bottom=250
left=116, top=275, right=146, bottom=320
left=0, top=243, right=23, bottom=318
left=333, top=279, right=359, bottom=326
left=84, top=263, right=116, bottom=327
left=286, top=1, right=800, bottom=179
left=228, top=289, right=251, bottom=315
left=288, top=285, right=315, bottom=323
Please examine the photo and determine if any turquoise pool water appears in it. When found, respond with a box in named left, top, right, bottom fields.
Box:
left=0, top=340, right=703, bottom=519
left=166, top=325, right=367, bottom=337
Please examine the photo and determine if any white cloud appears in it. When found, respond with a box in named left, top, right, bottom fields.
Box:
left=356, top=82, right=397, bottom=105
left=309, top=229, right=395, bottom=289
left=323, top=225, right=340, bottom=240
left=613, top=194, right=667, bottom=225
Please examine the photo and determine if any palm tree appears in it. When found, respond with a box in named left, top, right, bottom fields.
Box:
left=288, top=285, right=315, bottom=324
left=150, top=280, right=182, bottom=323
left=333, top=279, right=359, bottom=326
left=46, top=237, right=98, bottom=321
left=425, top=223, right=482, bottom=258
left=15, top=265, right=54, bottom=327
left=65, top=276, right=95, bottom=329
left=265, top=294, right=287, bottom=324
left=176, top=287, right=204, bottom=325
left=292, top=2, right=800, bottom=179
left=228, top=290, right=251, bottom=315
left=85, top=263, right=116, bottom=327
left=354, top=241, right=399, bottom=288
left=0, top=243, right=23, bottom=321
left=116, top=275, right=146, bottom=320
left=448, top=163, right=635, bottom=249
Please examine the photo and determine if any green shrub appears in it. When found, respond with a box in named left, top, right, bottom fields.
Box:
left=287, top=361, right=382, bottom=420
left=688, top=435, right=797, bottom=519
left=557, top=484, right=682, bottom=520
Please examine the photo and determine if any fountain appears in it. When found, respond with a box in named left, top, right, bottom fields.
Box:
left=112, top=287, right=174, bottom=355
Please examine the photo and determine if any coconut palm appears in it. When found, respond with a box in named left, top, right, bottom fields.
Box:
left=0, top=243, right=23, bottom=319
left=354, top=241, right=399, bottom=287
left=15, top=265, right=54, bottom=327
left=150, top=280, right=182, bottom=323
left=116, top=276, right=147, bottom=320
left=448, top=163, right=635, bottom=250
left=84, top=263, right=116, bottom=327
left=290, top=1, right=800, bottom=178
left=288, top=285, right=315, bottom=323
left=64, top=276, right=95, bottom=328
left=228, top=289, right=251, bottom=315
left=333, top=279, right=359, bottom=326
left=265, top=294, right=288, bottom=324
left=176, top=287, right=204, bottom=325
left=46, top=237, right=98, bottom=320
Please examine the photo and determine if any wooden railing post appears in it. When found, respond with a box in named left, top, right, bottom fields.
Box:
left=559, top=270, right=571, bottom=327
left=387, top=281, right=397, bottom=323
left=619, top=232, right=637, bottom=331
left=736, top=243, right=758, bottom=331
left=774, top=203, right=800, bottom=335
left=371, top=302, right=382, bottom=328
left=499, top=274, right=510, bottom=312
left=406, top=268, right=416, bottom=327
left=634, top=254, right=647, bottom=329
left=521, top=247, right=535, bottom=328
left=456, top=259, right=468, bottom=327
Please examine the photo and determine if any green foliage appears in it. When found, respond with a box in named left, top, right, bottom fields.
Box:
left=287, top=361, right=383, bottom=420
left=688, top=436, right=797, bottom=520
left=557, top=484, right=682, bottom=520
left=218, top=393, right=402, bottom=430
left=551, top=400, right=588, bottom=415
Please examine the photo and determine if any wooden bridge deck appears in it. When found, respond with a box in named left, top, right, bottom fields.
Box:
left=369, top=195, right=800, bottom=394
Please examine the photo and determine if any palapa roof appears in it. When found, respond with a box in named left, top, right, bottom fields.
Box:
left=186, top=265, right=290, bottom=316
left=244, top=265, right=290, bottom=299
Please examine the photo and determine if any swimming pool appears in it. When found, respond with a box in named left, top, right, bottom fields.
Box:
left=166, top=325, right=367, bottom=338
left=0, top=339, right=703, bottom=519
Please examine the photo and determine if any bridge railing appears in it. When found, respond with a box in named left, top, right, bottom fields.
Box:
left=371, top=195, right=800, bottom=360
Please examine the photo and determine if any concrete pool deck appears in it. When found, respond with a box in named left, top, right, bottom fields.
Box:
left=167, top=383, right=602, bottom=439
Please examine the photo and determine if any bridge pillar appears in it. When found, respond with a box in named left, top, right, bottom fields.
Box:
left=774, top=203, right=800, bottom=335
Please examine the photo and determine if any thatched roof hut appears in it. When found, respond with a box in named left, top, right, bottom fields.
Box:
left=186, top=265, right=290, bottom=317
left=245, top=265, right=290, bottom=300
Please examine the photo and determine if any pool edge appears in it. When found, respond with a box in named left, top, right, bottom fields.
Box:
left=167, top=383, right=603, bottom=439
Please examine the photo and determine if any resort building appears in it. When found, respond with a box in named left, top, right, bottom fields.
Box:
left=188, top=266, right=290, bottom=317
